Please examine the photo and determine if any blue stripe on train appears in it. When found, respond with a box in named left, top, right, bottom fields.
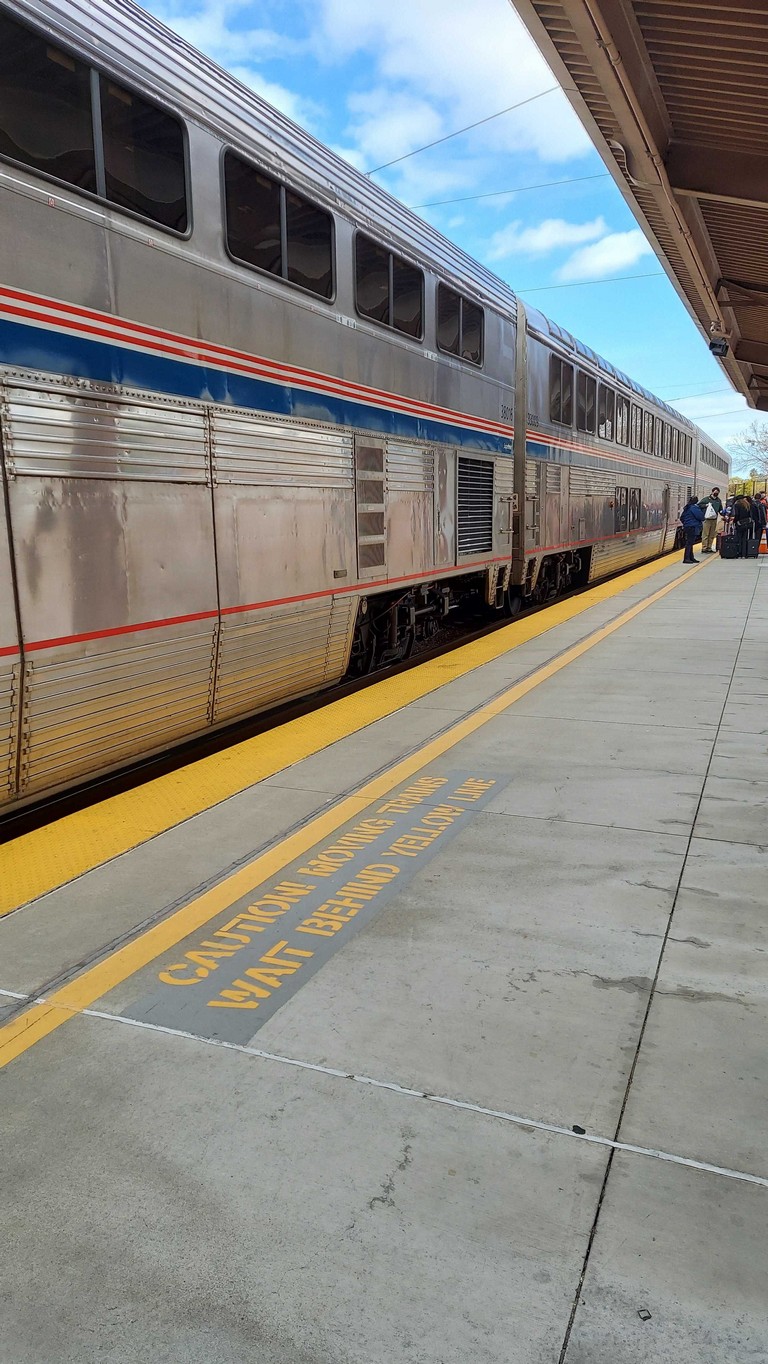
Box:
left=0, top=318, right=514, bottom=455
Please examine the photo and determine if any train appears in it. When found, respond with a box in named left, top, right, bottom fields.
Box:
left=0, top=0, right=731, bottom=810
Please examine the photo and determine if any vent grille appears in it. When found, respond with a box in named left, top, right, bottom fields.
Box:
left=545, top=464, right=562, bottom=494
left=457, top=456, right=494, bottom=555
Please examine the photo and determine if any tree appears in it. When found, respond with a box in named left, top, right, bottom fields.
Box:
left=731, top=419, right=768, bottom=478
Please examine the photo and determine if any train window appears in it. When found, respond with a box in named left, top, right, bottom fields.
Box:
left=662, top=423, right=671, bottom=460
left=630, top=403, right=642, bottom=450
left=576, top=372, right=596, bottom=434
left=654, top=418, right=663, bottom=458
left=598, top=384, right=615, bottom=440
left=225, top=154, right=282, bottom=275
left=356, top=234, right=423, bottom=338
left=616, top=395, right=630, bottom=445
left=671, top=428, right=679, bottom=461
left=438, top=286, right=460, bottom=354
left=0, top=9, right=96, bottom=192
left=437, top=285, right=484, bottom=365
left=549, top=356, right=573, bottom=426
left=224, top=152, right=333, bottom=299
left=392, top=256, right=424, bottom=337
left=285, top=189, right=333, bottom=297
left=642, top=410, right=654, bottom=455
left=355, top=235, right=389, bottom=323
left=100, top=77, right=187, bottom=231
left=614, top=486, right=629, bottom=533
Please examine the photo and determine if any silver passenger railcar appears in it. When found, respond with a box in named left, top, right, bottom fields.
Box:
left=0, top=0, right=730, bottom=808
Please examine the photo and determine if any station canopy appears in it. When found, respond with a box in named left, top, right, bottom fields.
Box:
left=512, top=1, right=768, bottom=409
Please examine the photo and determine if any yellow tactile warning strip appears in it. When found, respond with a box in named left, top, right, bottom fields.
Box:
left=1, top=550, right=687, bottom=917
left=0, top=555, right=709, bottom=1071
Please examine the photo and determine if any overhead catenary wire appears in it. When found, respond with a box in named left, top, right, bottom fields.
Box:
left=365, top=85, right=562, bottom=176
left=409, top=172, right=610, bottom=210
left=516, top=271, right=664, bottom=293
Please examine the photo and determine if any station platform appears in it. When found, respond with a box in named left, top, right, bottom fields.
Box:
left=2, top=550, right=766, bottom=1364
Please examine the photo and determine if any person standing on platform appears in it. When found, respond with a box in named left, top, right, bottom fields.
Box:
left=757, top=492, right=768, bottom=550
left=680, top=495, right=705, bottom=564
left=750, top=492, right=767, bottom=548
left=698, top=486, right=723, bottom=553
left=732, top=496, right=753, bottom=558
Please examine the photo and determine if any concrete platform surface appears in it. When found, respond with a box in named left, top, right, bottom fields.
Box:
left=1, top=554, right=766, bottom=1363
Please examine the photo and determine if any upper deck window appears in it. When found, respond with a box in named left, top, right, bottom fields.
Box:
left=0, top=9, right=188, bottom=232
left=224, top=151, right=333, bottom=299
left=0, top=10, right=96, bottom=192
left=437, top=285, right=484, bottom=365
left=576, top=371, right=596, bottom=434
left=355, top=234, right=423, bottom=338
left=616, top=395, right=630, bottom=445
left=100, top=77, right=187, bottom=232
left=549, top=355, right=573, bottom=427
left=598, top=384, right=615, bottom=440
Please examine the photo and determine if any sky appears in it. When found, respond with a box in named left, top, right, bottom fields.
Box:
left=144, top=0, right=757, bottom=463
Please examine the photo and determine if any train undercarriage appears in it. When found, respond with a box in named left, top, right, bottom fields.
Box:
left=346, top=548, right=591, bottom=676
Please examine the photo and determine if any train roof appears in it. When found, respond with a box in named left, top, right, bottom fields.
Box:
left=11, top=0, right=729, bottom=463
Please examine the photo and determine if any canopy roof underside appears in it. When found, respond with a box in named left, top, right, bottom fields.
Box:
left=512, top=0, right=768, bottom=409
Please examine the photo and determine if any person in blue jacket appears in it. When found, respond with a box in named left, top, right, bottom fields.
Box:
left=680, top=495, right=705, bottom=564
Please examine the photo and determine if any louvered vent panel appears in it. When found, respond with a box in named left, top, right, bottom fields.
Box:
left=386, top=441, right=434, bottom=493
left=546, top=464, right=562, bottom=493
left=569, top=469, right=616, bottom=496
left=213, top=414, right=354, bottom=488
left=525, top=460, right=538, bottom=497
left=3, top=388, right=208, bottom=482
left=457, top=456, right=494, bottom=556
left=494, top=456, right=514, bottom=499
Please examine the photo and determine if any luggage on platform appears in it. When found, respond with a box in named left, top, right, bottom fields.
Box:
left=719, top=533, right=740, bottom=560
left=746, top=534, right=760, bottom=559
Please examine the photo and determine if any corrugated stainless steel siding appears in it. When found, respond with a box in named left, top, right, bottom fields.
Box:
left=212, top=414, right=354, bottom=488
left=2, top=387, right=208, bottom=482
left=457, top=456, right=494, bottom=555
left=0, top=662, right=18, bottom=799
left=213, top=596, right=356, bottom=725
left=589, top=530, right=662, bottom=580
left=386, top=442, right=434, bottom=493
left=20, top=628, right=217, bottom=795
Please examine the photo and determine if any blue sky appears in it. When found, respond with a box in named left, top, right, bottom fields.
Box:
left=145, top=0, right=753, bottom=459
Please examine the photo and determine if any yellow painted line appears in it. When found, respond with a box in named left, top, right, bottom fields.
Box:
left=0, top=555, right=708, bottom=1070
left=1, top=549, right=684, bottom=916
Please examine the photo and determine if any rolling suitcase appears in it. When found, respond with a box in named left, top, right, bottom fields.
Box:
left=719, top=530, right=740, bottom=559
left=746, top=533, right=760, bottom=559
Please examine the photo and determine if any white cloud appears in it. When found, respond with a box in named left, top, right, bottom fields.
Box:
left=228, top=66, right=321, bottom=127
left=150, top=0, right=300, bottom=65
left=310, top=0, right=592, bottom=166
left=557, top=228, right=654, bottom=281
left=343, top=87, right=444, bottom=170
left=487, top=216, right=606, bottom=261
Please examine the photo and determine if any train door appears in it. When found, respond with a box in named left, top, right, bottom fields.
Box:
left=434, top=448, right=456, bottom=567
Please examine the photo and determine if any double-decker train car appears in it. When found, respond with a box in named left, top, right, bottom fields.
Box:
left=0, top=0, right=730, bottom=809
